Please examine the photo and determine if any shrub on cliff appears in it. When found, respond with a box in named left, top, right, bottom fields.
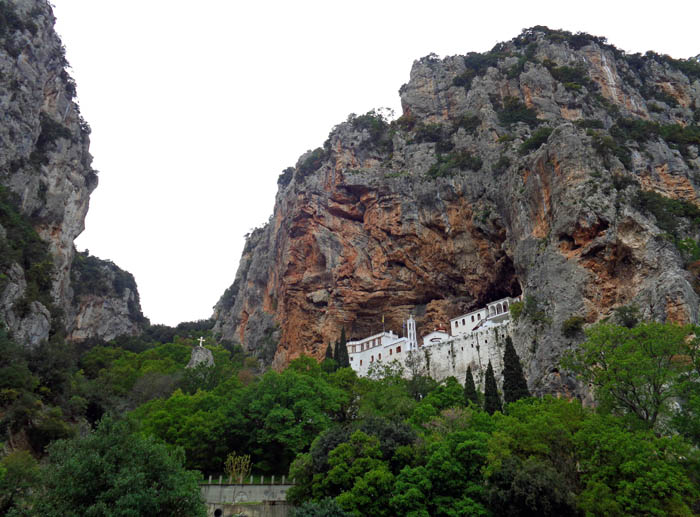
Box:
left=298, top=148, right=328, bottom=178
left=427, top=150, right=482, bottom=179
left=561, top=315, right=585, bottom=338
left=498, top=97, right=539, bottom=127
left=519, top=127, right=553, bottom=154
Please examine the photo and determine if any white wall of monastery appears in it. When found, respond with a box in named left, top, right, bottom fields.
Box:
left=347, top=297, right=519, bottom=389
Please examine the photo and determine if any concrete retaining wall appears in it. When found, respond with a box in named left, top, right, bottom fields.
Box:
left=201, top=483, right=293, bottom=504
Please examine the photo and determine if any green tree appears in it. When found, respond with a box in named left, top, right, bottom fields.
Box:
left=487, top=456, right=581, bottom=517
left=502, top=336, right=530, bottom=404
left=485, top=397, right=586, bottom=497
left=464, top=366, right=479, bottom=406
left=34, top=416, right=206, bottom=517
left=325, top=343, right=334, bottom=360
left=575, top=413, right=698, bottom=516
left=562, top=322, right=692, bottom=428
left=334, top=329, right=350, bottom=368
left=483, top=362, right=502, bottom=415
left=0, top=450, right=40, bottom=516
left=244, top=358, right=345, bottom=473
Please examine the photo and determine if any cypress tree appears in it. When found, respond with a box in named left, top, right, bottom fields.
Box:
left=325, top=342, right=334, bottom=360
left=334, top=328, right=350, bottom=368
left=464, top=365, right=479, bottom=407
left=502, top=336, right=530, bottom=404
left=484, top=361, right=502, bottom=415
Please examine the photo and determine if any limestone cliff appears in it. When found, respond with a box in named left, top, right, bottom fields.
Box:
left=0, top=0, right=145, bottom=345
left=213, top=27, right=700, bottom=395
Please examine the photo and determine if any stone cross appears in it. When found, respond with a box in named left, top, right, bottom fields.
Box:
left=198, top=336, right=205, bottom=347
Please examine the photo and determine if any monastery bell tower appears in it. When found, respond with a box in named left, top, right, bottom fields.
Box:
left=407, top=315, right=417, bottom=350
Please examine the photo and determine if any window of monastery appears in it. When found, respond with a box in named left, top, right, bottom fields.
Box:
left=462, top=318, right=465, bottom=325
left=478, top=314, right=481, bottom=320
left=378, top=353, right=381, bottom=360
left=360, top=360, right=362, bottom=366
left=371, top=355, right=374, bottom=362
left=396, top=346, right=401, bottom=353
left=390, top=349, right=393, bottom=355
left=471, top=315, right=474, bottom=322
left=456, top=321, right=459, bottom=328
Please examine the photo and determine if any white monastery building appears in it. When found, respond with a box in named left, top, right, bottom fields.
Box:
left=347, top=296, right=520, bottom=387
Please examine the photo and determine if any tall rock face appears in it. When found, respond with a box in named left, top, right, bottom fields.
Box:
left=213, top=27, right=700, bottom=395
left=0, top=0, right=146, bottom=345
left=66, top=251, right=147, bottom=342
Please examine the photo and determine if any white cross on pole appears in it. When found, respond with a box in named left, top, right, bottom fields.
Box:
left=198, top=337, right=205, bottom=347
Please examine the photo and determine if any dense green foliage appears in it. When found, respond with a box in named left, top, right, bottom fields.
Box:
left=1, top=320, right=699, bottom=514
left=34, top=416, right=205, bottom=517
left=563, top=322, right=696, bottom=429
left=0, top=450, right=39, bottom=515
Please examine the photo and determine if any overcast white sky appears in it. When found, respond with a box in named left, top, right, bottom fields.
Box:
left=50, top=0, right=700, bottom=326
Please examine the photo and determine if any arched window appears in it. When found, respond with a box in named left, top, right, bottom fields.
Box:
left=504, top=301, right=509, bottom=310
left=471, top=315, right=474, bottom=322
left=396, top=346, right=402, bottom=353
left=360, top=360, right=363, bottom=366
left=378, top=353, right=382, bottom=360
left=462, top=318, right=466, bottom=325
left=371, top=355, right=374, bottom=362
left=478, top=313, right=481, bottom=320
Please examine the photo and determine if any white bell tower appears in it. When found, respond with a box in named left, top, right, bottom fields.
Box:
left=407, top=315, right=417, bottom=350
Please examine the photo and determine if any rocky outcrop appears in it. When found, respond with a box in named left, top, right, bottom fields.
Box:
left=66, top=251, right=146, bottom=342
left=213, top=27, right=700, bottom=395
left=0, top=1, right=145, bottom=345
left=186, top=346, right=215, bottom=369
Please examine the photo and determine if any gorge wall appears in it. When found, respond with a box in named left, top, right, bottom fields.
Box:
left=0, top=0, right=145, bottom=345
left=214, top=27, right=700, bottom=395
